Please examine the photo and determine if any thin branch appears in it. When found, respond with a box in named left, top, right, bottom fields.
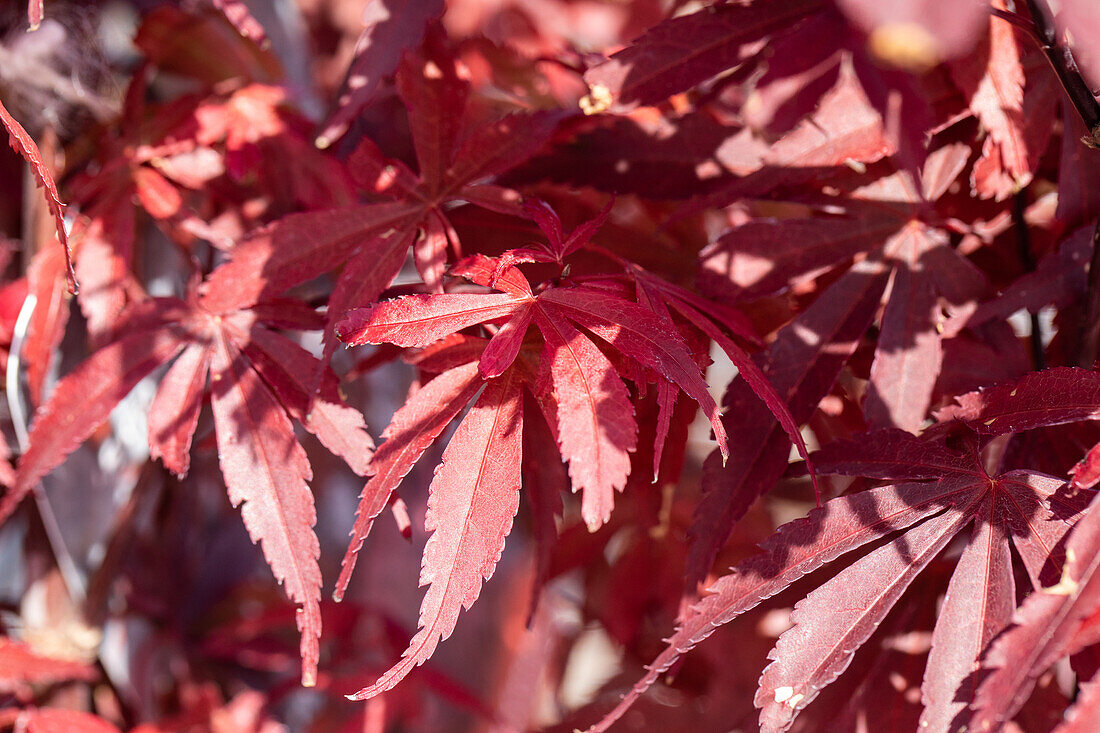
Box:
left=1012, top=191, right=1047, bottom=369
left=1078, top=216, right=1100, bottom=367
left=1022, top=0, right=1100, bottom=146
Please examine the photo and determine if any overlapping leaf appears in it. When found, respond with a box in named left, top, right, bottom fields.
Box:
left=0, top=269, right=374, bottom=686
left=589, top=428, right=1092, bottom=732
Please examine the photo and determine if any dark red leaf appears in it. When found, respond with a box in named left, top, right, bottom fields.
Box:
left=582, top=0, right=824, bottom=112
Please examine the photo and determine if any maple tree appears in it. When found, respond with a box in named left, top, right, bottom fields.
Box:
left=2, top=0, right=1100, bottom=731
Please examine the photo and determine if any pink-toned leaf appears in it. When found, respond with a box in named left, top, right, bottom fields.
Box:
left=478, top=303, right=533, bottom=378
left=0, top=99, right=75, bottom=293
left=208, top=335, right=322, bottom=687
left=241, top=327, right=375, bottom=476
left=3, top=327, right=186, bottom=527
left=148, top=343, right=210, bottom=477
left=336, top=292, right=529, bottom=349
left=397, top=40, right=467, bottom=194
left=865, top=227, right=945, bottom=432
left=0, top=637, right=96, bottom=691
left=537, top=286, right=728, bottom=458
left=533, top=302, right=636, bottom=531
left=334, top=362, right=483, bottom=601
left=350, top=371, right=523, bottom=699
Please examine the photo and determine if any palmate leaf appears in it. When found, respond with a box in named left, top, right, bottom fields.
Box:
left=589, top=428, right=1091, bottom=732
left=2, top=274, right=374, bottom=685
left=203, top=34, right=562, bottom=365
left=337, top=271, right=726, bottom=532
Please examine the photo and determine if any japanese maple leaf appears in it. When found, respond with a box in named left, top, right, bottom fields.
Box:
left=968, top=487, right=1100, bottom=731
left=588, top=426, right=1093, bottom=732
left=201, top=34, right=562, bottom=369
left=315, top=0, right=445, bottom=148
left=0, top=99, right=75, bottom=292
left=330, top=248, right=735, bottom=698
left=702, top=141, right=989, bottom=434
left=69, top=76, right=352, bottom=340
left=947, top=0, right=1041, bottom=200
left=0, top=270, right=374, bottom=687
left=582, top=0, right=827, bottom=113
